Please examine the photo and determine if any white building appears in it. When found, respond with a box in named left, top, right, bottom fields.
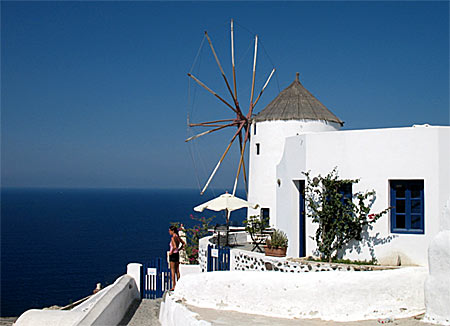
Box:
left=248, top=73, right=450, bottom=266
left=248, top=73, right=343, bottom=226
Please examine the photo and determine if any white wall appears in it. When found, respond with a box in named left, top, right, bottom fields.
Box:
left=171, top=268, right=427, bottom=322
left=248, top=119, right=340, bottom=226
left=14, top=274, right=140, bottom=326
left=424, top=197, right=450, bottom=325
left=73, top=275, right=140, bottom=326
left=276, top=125, right=450, bottom=266
left=159, top=294, right=211, bottom=326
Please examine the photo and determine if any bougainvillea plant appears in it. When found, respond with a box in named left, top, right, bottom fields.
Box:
left=172, top=215, right=215, bottom=264
left=303, top=168, right=391, bottom=263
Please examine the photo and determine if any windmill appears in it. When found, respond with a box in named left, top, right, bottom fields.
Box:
left=186, top=20, right=276, bottom=197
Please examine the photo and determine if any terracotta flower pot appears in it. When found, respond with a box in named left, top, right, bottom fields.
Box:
left=264, top=246, right=287, bottom=257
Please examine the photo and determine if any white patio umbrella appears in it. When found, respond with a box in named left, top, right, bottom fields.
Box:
left=194, top=192, right=259, bottom=225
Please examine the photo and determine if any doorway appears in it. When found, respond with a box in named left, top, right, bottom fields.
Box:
left=296, top=180, right=306, bottom=257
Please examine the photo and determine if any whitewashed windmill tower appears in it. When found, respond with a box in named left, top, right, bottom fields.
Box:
left=247, top=73, right=344, bottom=227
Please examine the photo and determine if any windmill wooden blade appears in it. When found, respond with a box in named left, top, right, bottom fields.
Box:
left=233, top=128, right=250, bottom=196
left=232, top=130, right=249, bottom=196
left=187, top=73, right=238, bottom=114
left=187, top=22, right=275, bottom=197
left=231, top=19, right=238, bottom=107
left=201, top=123, right=245, bottom=195
left=249, top=35, right=258, bottom=116
left=190, top=123, right=233, bottom=128
left=190, top=118, right=235, bottom=126
left=185, top=122, right=237, bottom=142
left=241, top=129, right=249, bottom=195
left=253, top=68, right=276, bottom=109
left=205, top=31, right=242, bottom=116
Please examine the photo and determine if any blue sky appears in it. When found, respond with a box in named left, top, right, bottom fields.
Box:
left=2, top=1, right=449, bottom=190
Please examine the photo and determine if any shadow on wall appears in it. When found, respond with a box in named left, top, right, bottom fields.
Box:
left=338, top=224, right=398, bottom=263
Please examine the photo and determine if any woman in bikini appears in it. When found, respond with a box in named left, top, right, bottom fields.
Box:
left=168, top=225, right=185, bottom=291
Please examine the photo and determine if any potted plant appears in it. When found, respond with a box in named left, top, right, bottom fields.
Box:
left=264, top=229, right=288, bottom=257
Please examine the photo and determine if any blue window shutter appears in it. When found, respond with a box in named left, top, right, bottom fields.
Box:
left=405, top=185, right=411, bottom=230
left=390, top=180, right=424, bottom=234
left=390, top=182, right=396, bottom=231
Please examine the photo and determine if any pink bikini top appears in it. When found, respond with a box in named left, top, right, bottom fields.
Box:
left=170, top=238, right=179, bottom=254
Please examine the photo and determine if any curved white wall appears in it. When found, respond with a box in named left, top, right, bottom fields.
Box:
left=14, top=274, right=140, bottom=326
left=248, top=119, right=340, bottom=226
left=424, top=198, right=450, bottom=325
left=171, top=268, right=427, bottom=322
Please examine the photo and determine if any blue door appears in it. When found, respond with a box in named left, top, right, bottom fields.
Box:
left=207, top=245, right=231, bottom=271
left=299, top=180, right=306, bottom=257
left=142, top=258, right=172, bottom=299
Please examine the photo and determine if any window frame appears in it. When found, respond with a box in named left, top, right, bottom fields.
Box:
left=390, top=180, right=425, bottom=234
left=338, top=183, right=352, bottom=206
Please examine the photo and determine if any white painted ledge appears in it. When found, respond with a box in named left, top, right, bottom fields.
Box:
left=180, top=264, right=201, bottom=276
left=172, top=268, right=427, bottom=322
left=12, top=310, right=84, bottom=326
left=159, top=293, right=211, bottom=326
left=14, top=274, right=139, bottom=326
left=424, top=198, right=450, bottom=325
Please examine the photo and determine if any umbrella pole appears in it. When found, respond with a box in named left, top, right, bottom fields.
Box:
left=226, top=209, right=230, bottom=247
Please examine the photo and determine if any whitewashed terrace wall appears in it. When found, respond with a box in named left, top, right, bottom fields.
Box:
left=424, top=197, right=450, bottom=325
left=230, top=248, right=386, bottom=273
left=199, top=233, right=387, bottom=274
left=199, top=233, right=247, bottom=272
left=14, top=274, right=139, bottom=326
left=172, top=268, right=427, bottom=322
left=198, top=236, right=210, bottom=272
left=159, top=293, right=211, bottom=326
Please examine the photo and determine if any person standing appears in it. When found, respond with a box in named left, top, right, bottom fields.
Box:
left=168, top=225, right=185, bottom=291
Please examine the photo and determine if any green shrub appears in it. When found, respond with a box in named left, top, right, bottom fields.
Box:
left=303, top=168, right=391, bottom=262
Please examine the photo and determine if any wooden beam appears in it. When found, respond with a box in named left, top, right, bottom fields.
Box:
left=249, top=35, right=258, bottom=117
left=231, top=19, right=238, bottom=105
left=190, top=118, right=235, bottom=125
left=232, top=129, right=249, bottom=196
left=252, top=68, right=275, bottom=108
left=201, top=122, right=245, bottom=195
left=189, top=123, right=233, bottom=128
left=241, top=129, right=249, bottom=196
left=185, top=122, right=237, bottom=142
left=205, top=31, right=243, bottom=116
left=188, top=73, right=238, bottom=114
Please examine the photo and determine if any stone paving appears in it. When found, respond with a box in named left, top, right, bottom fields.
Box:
left=186, top=306, right=430, bottom=326
left=120, top=299, right=162, bottom=326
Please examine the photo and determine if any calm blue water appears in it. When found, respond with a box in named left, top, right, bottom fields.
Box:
left=1, top=188, right=246, bottom=317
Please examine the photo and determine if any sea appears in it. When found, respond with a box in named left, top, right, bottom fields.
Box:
left=1, top=188, right=247, bottom=317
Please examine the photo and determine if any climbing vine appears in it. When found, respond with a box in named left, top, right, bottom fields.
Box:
left=303, top=168, right=391, bottom=263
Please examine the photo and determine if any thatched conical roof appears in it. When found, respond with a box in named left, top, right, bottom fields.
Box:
left=254, top=73, right=343, bottom=125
